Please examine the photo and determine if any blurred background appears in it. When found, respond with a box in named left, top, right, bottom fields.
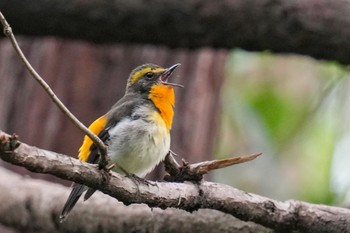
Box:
left=214, top=50, right=350, bottom=206
left=0, top=0, right=349, bottom=220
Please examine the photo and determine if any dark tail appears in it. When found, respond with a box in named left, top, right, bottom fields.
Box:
left=60, top=183, right=87, bottom=222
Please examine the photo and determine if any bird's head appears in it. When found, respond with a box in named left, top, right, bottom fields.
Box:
left=126, top=63, right=181, bottom=94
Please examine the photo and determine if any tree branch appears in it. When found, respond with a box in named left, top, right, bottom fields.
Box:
left=0, top=11, right=108, bottom=167
left=1, top=0, right=350, bottom=64
left=0, top=130, right=349, bottom=233
left=0, top=167, right=271, bottom=233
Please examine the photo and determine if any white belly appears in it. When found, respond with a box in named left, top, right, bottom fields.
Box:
left=107, top=110, right=170, bottom=177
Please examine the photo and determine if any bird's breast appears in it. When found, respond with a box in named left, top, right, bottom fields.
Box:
left=107, top=106, right=171, bottom=177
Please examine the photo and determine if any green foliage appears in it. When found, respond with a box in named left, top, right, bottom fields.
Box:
left=299, top=117, right=336, bottom=204
left=245, top=85, right=306, bottom=148
left=215, top=50, right=349, bottom=205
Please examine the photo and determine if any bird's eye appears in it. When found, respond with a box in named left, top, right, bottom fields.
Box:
left=145, top=72, right=154, bottom=79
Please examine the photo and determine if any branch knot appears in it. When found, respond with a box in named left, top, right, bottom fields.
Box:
left=0, top=132, right=20, bottom=152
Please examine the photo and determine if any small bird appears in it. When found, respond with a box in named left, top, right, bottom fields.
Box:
left=60, top=63, right=181, bottom=221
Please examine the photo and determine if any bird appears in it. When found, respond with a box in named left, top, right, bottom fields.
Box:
left=60, top=63, right=181, bottom=221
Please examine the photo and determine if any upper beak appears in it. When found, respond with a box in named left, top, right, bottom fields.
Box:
left=160, top=63, right=181, bottom=82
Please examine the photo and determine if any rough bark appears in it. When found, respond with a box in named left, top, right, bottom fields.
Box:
left=0, top=38, right=227, bottom=180
left=1, top=131, right=349, bottom=233
left=0, top=167, right=271, bottom=233
left=1, top=0, right=350, bottom=64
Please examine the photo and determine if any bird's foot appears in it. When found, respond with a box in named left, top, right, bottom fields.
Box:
left=130, top=174, right=156, bottom=186
left=125, top=174, right=155, bottom=193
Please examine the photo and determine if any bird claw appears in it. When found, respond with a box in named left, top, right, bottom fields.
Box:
left=131, top=174, right=156, bottom=186
left=125, top=174, right=155, bottom=193
left=106, top=162, right=156, bottom=192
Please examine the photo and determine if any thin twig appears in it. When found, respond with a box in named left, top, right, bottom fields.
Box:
left=164, top=152, right=262, bottom=183
left=189, top=152, right=262, bottom=175
left=0, top=12, right=107, bottom=166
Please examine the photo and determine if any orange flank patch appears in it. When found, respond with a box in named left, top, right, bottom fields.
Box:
left=78, top=115, right=108, bottom=162
left=149, top=85, right=175, bottom=130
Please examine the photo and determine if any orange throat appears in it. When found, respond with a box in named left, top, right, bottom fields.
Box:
left=149, top=85, right=175, bottom=130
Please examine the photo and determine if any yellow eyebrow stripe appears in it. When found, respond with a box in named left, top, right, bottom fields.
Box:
left=128, top=66, right=165, bottom=86
left=78, top=115, right=108, bottom=162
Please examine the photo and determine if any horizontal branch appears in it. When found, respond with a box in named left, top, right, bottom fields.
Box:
left=1, top=0, right=350, bottom=64
left=0, top=130, right=349, bottom=232
left=0, top=167, right=271, bottom=233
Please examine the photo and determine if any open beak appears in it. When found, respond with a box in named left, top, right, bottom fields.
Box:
left=160, top=63, right=183, bottom=88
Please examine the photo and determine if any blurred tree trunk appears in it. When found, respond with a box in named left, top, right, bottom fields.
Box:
left=1, top=0, right=350, bottom=64
left=0, top=37, right=227, bottom=181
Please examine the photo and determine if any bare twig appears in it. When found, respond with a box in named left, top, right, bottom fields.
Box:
left=0, top=11, right=108, bottom=167
left=189, top=152, right=262, bottom=174
left=164, top=153, right=262, bottom=183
